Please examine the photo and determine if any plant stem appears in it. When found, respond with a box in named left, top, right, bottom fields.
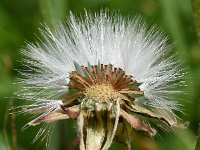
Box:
left=195, top=124, right=200, bottom=150
left=11, top=99, right=17, bottom=150
left=191, top=0, right=200, bottom=44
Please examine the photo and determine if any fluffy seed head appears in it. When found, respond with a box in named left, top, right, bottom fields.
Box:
left=16, top=10, right=188, bottom=150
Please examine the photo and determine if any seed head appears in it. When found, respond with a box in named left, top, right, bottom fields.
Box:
left=16, top=10, right=188, bottom=150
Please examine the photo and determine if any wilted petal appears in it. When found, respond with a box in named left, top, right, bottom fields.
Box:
left=78, top=111, right=85, bottom=150
left=102, top=100, right=120, bottom=150
left=120, top=109, right=156, bottom=136
left=126, top=103, right=173, bottom=126
left=61, top=105, right=79, bottom=119
left=27, top=105, right=80, bottom=126
left=28, top=111, right=69, bottom=126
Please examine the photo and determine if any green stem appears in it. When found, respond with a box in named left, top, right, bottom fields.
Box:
left=191, top=0, right=200, bottom=44
left=195, top=124, right=200, bottom=150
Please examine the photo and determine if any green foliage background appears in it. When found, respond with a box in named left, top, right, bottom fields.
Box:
left=0, top=0, right=200, bottom=150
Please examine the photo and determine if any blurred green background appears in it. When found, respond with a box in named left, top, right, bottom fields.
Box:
left=0, top=0, right=200, bottom=150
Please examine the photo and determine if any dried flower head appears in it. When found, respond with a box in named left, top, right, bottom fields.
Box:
left=17, top=10, right=187, bottom=150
